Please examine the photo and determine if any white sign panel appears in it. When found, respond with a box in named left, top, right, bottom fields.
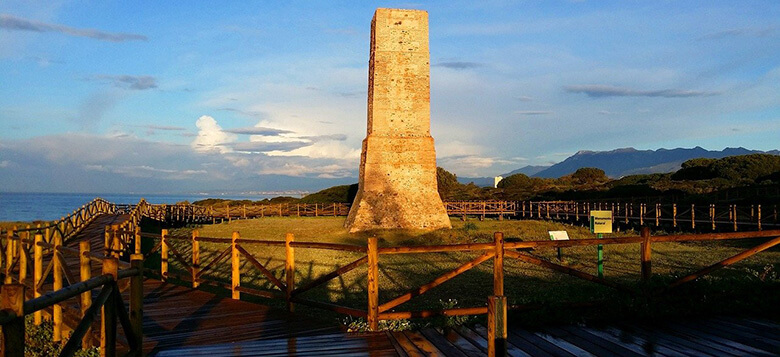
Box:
left=548, top=231, right=570, bottom=241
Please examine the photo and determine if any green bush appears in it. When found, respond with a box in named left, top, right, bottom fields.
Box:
left=24, top=316, right=100, bottom=357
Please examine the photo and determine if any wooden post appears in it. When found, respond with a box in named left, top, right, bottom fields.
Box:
left=134, top=226, right=141, bottom=255
left=31, top=233, right=43, bottom=325
left=691, top=204, right=695, bottom=229
left=102, top=258, right=118, bottom=357
left=733, top=204, right=738, bottom=231
left=729, top=204, right=733, bottom=224
left=493, top=232, right=504, bottom=296
left=624, top=202, right=628, bottom=224
left=5, top=229, right=14, bottom=283
left=231, top=231, right=240, bottom=300
left=640, top=203, right=644, bottom=226
left=161, top=229, right=168, bottom=281
left=285, top=233, right=295, bottom=312
left=53, top=231, right=63, bottom=342
left=711, top=204, right=716, bottom=231
left=757, top=205, right=762, bottom=231
left=192, top=230, right=200, bottom=288
left=487, top=295, right=507, bottom=357
left=1, top=284, right=25, bottom=357
left=333, top=203, right=337, bottom=217
left=111, top=224, right=120, bottom=258
left=279, top=204, right=282, bottom=217
left=243, top=204, right=247, bottom=219
left=640, top=227, right=651, bottom=281
left=130, top=254, right=144, bottom=355
left=17, top=232, right=27, bottom=284
left=673, top=203, right=677, bottom=228
left=80, top=240, right=93, bottom=347
left=367, top=237, right=379, bottom=331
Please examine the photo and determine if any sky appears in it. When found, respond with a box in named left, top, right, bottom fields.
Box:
left=1, top=1, right=779, bottom=194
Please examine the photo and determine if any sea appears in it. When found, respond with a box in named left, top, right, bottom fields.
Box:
left=0, top=192, right=278, bottom=222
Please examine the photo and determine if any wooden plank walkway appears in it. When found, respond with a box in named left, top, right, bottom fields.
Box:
left=134, top=279, right=400, bottom=355
left=379, top=318, right=780, bottom=357
left=45, top=214, right=780, bottom=356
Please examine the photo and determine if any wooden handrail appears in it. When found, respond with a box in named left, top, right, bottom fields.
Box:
left=289, top=241, right=366, bottom=252
left=379, top=242, right=494, bottom=254
left=124, top=224, right=779, bottom=336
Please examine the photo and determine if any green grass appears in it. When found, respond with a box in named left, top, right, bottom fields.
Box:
left=154, top=217, right=779, bottom=327
left=24, top=316, right=99, bottom=357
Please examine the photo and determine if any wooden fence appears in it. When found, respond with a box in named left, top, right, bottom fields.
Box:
left=9, top=198, right=771, bottom=234
left=0, top=253, right=144, bottom=357
left=0, top=223, right=145, bottom=356
left=519, top=201, right=780, bottom=231
left=207, top=203, right=350, bottom=222
left=1, top=198, right=115, bottom=256
left=126, top=226, right=780, bottom=354
left=129, top=199, right=779, bottom=233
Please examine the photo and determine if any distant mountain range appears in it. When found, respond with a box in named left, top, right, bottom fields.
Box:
left=457, top=147, right=780, bottom=186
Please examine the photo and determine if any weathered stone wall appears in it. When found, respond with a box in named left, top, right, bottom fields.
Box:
left=346, top=8, right=451, bottom=232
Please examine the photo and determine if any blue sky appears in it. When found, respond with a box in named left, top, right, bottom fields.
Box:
left=1, top=1, right=778, bottom=193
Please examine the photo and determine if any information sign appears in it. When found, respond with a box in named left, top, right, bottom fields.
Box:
left=589, top=210, right=613, bottom=234
left=548, top=231, right=570, bottom=241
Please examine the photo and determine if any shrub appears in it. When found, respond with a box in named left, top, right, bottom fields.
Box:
left=24, top=316, right=100, bottom=357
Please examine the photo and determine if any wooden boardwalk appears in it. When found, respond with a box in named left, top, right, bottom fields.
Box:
left=387, top=317, right=780, bottom=357
left=43, top=214, right=780, bottom=356
left=134, top=279, right=399, bottom=355
left=152, top=316, right=780, bottom=356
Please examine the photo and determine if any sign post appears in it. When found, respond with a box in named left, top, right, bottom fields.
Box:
left=589, top=210, right=612, bottom=278
left=548, top=231, right=569, bottom=261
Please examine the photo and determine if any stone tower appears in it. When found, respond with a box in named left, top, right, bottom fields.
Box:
left=345, top=8, right=451, bottom=232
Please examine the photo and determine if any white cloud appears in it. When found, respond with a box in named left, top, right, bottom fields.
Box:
left=438, top=155, right=517, bottom=177
left=267, top=141, right=360, bottom=160
left=257, top=162, right=353, bottom=178
left=436, top=140, right=486, bottom=158
left=191, top=115, right=236, bottom=154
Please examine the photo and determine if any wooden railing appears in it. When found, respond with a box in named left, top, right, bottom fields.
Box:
left=128, top=199, right=779, bottom=233
left=205, top=202, right=349, bottom=222
left=518, top=201, right=780, bottom=231
left=133, top=228, right=780, bottom=337
left=1, top=198, right=115, bottom=252
left=13, top=198, right=772, bottom=234
left=1, top=226, right=139, bottom=350
left=0, top=255, right=143, bottom=357
left=445, top=201, right=517, bottom=220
